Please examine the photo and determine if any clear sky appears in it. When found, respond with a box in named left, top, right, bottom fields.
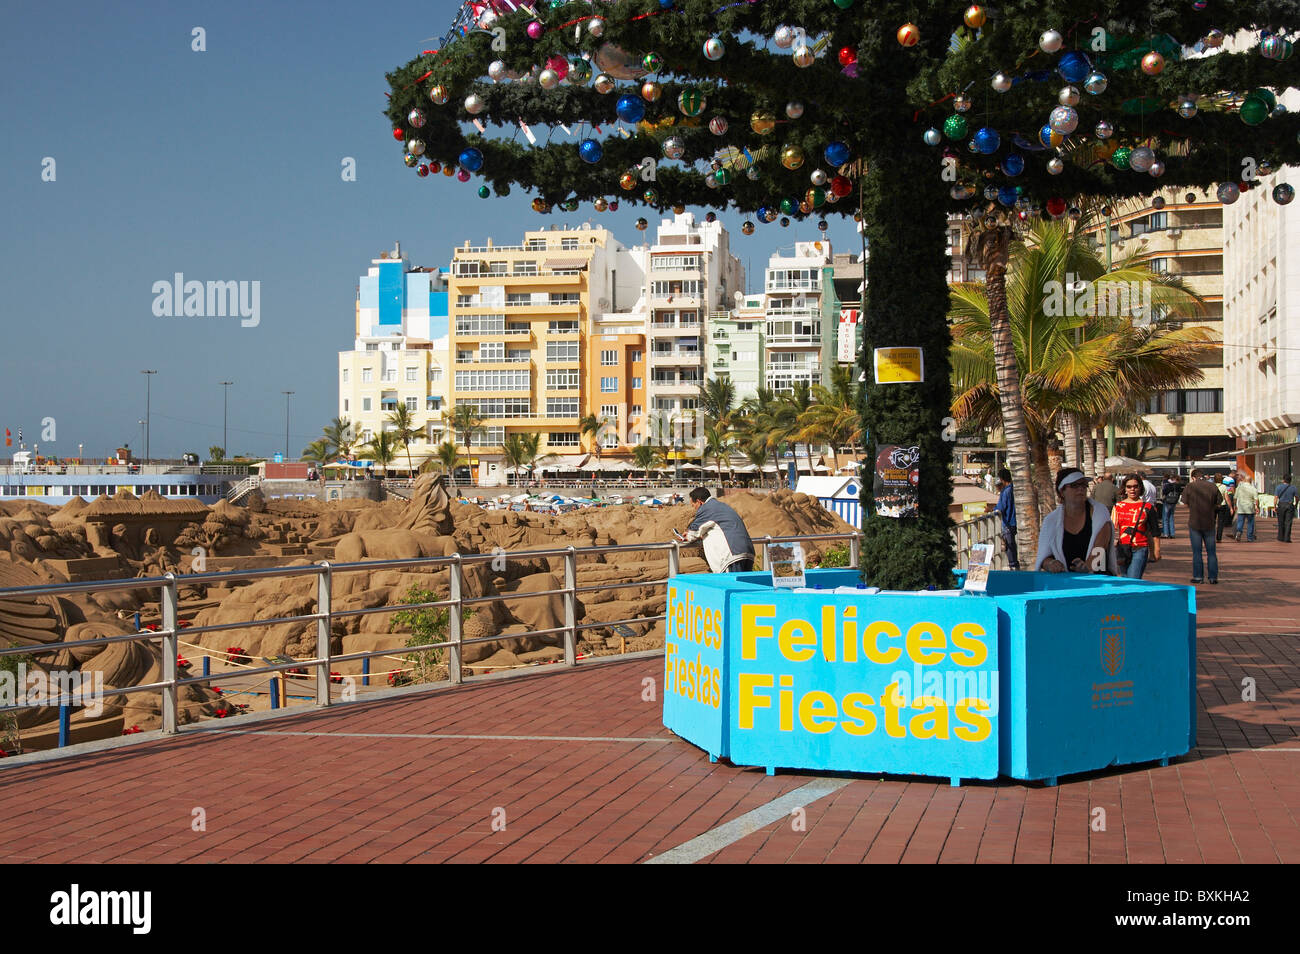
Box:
left=0, top=0, right=863, bottom=461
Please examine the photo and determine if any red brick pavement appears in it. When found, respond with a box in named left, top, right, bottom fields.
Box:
left=1, top=525, right=1297, bottom=863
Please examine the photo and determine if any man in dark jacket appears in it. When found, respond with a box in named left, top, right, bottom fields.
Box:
left=1274, top=475, right=1298, bottom=542
left=1160, top=474, right=1183, bottom=538
left=1182, top=469, right=1220, bottom=584
left=683, top=488, right=755, bottom=572
left=995, top=468, right=1020, bottom=570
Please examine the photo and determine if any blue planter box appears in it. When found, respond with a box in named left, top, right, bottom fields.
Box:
left=663, top=569, right=1195, bottom=785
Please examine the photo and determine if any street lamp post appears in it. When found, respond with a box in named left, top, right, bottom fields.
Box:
left=220, top=381, right=233, bottom=459
left=138, top=420, right=145, bottom=460
left=141, top=370, right=157, bottom=463
left=282, top=391, right=294, bottom=459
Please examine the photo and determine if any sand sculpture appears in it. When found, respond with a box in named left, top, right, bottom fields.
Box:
left=0, top=476, right=853, bottom=742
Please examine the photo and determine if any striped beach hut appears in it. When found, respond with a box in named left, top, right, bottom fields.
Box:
left=795, top=476, right=862, bottom=528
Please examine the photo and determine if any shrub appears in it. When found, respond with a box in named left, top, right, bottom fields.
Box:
left=391, top=585, right=472, bottom=685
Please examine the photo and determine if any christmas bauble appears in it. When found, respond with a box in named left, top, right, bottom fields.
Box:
left=643, top=188, right=659, bottom=203
left=1148, top=159, right=1166, bottom=178
left=747, top=167, right=760, bottom=181
left=408, top=108, right=426, bottom=128
left=1084, top=71, right=1108, bottom=95
left=1262, top=35, right=1286, bottom=59
left=898, top=23, right=920, bottom=47
left=458, top=147, right=484, bottom=171
left=531, top=198, right=547, bottom=212
left=477, top=185, right=490, bottom=198
left=465, top=93, right=487, bottom=114
left=709, top=116, right=728, bottom=135
left=1274, top=183, right=1296, bottom=205
left=964, top=5, right=986, bottom=29
left=526, top=20, right=543, bottom=40
left=1177, top=98, right=1198, bottom=119
left=1110, top=146, right=1132, bottom=170
left=1152, top=196, right=1166, bottom=210
left=824, top=141, right=851, bottom=166
left=442, top=164, right=455, bottom=176
left=773, top=26, right=795, bottom=50
left=781, top=217, right=791, bottom=227
left=641, top=81, right=662, bottom=102
left=545, top=56, right=569, bottom=81
left=953, top=94, right=973, bottom=113
left=818, top=219, right=829, bottom=232
left=924, top=127, right=942, bottom=146
left=983, top=185, right=1000, bottom=201
left=1185, top=193, right=1197, bottom=203
left=643, top=52, right=663, bottom=72
left=950, top=183, right=976, bottom=200
left=635, top=217, right=648, bottom=230
left=619, top=172, right=636, bottom=190
left=704, top=37, right=725, bottom=61
left=594, top=74, right=615, bottom=94
left=810, top=168, right=828, bottom=186
left=594, top=197, right=608, bottom=212
left=714, top=167, right=732, bottom=185
left=579, top=138, right=603, bottom=163
left=616, top=95, right=646, bottom=123
left=416, top=164, right=430, bottom=177
left=945, top=115, right=969, bottom=140
left=427, top=161, right=440, bottom=174
left=1058, top=86, right=1080, bottom=107
left=457, top=169, right=471, bottom=182
left=1218, top=182, right=1240, bottom=204
left=1094, top=119, right=1114, bottom=139
left=750, top=112, right=777, bottom=135
left=539, top=69, right=560, bottom=90
left=779, top=198, right=796, bottom=215
left=991, top=72, right=1013, bottom=93
left=973, top=127, right=1000, bottom=153
left=997, top=186, right=1018, bottom=207
left=407, top=139, right=426, bottom=156
left=1001, top=153, right=1025, bottom=176
left=806, top=187, right=826, bottom=208
left=662, top=136, right=685, bottom=160
left=838, top=47, right=857, bottom=67
left=1047, top=156, right=1065, bottom=175
left=1260, top=159, right=1275, bottom=176
left=1046, top=196, right=1067, bottom=218
left=781, top=145, right=805, bottom=169
left=830, top=175, right=852, bottom=197
left=1129, top=146, right=1155, bottom=172
left=1040, top=125, right=1065, bottom=148
left=609, top=200, right=619, bottom=210
left=793, top=44, right=815, bottom=67
left=1050, top=106, right=1079, bottom=135
left=569, top=60, right=592, bottom=84
left=786, top=101, right=805, bottom=119
left=488, top=60, right=508, bottom=82
left=429, top=85, right=449, bottom=105
left=673, top=204, right=686, bottom=214
left=1040, top=30, right=1064, bottom=54
left=741, top=221, right=755, bottom=235
left=588, top=17, right=605, bottom=38
left=678, top=89, right=706, bottom=116
left=1141, top=51, right=1165, bottom=75
left=1205, top=29, right=1224, bottom=49
left=1058, top=51, right=1091, bottom=83
left=1240, top=96, right=1270, bottom=126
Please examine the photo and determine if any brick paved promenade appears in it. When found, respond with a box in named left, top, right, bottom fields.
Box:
left=2, top=525, right=1297, bottom=863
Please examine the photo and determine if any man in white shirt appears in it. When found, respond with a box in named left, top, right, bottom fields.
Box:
left=1141, top=474, right=1158, bottom=505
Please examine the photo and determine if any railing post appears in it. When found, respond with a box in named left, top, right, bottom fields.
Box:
left=58, top=703, right=70, bottom=748
left=270, top=678, right=280, bottom=709
left=315, top=562, right=332, bottom=707
left=160, top=573, right=179, bottom=735
left=362, top=657, right=370, bottom=687
left=667, top=542, right=680, bottom=578
left=563, top=546, right=578, bottom=667
left=448, top=554, right=464, bottom=685
left=762, top=535, right=773, bottom=571
left=850, top=534, right=861, bottom=570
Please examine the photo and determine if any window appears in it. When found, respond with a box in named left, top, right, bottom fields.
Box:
left=469, top=426, right=505, bottom=447
left=546, top=341, right=579, bottom=361
left=631, top=404, right=643, bottom=420
left=1148, top=258, right=1169, bottom=274
left=454, top=370, right=530, bottom=391
left=547, top=398, right=579, bottom=417
left=513, top=260, right=538, bottom=275
left=461, top=398, right=531, bottom=417
left=548, top=320, right=579, bottom=333
left=526, top=238, right=546, bottom=251
left=426, top=397, right=442, bottom=411
left=601, top=376, right=619, bottom=392
left=480, top=342, right=505, bottom=361
left=651, top=280, right=701, bottom=298
left=486, top=261, right=508, bottom=276
left=457, top=350, right=474, bottom=363
left=343, top=399, right=349, bottom=412
left=602, top=432, right=620, bottom=449
left=733, top=351, right=757, bottom=363
left=366, top=342, right=379, bottom=351
left=546, top=369, right=580, bottom=390
left=405, top=367, right=417, bottom=382
left=630, top=349, right=643, bottom=363
left=453, top=261, right=481, bottom=276
left=766, top=268, right=820, bottom=291
left=341, top=369, right=349, bottom=383
left=561, top=237, right=579, bottom=250
left=651, top=254, right=700, bottom=270
left=429, top=367, right=442, bottom=381
left=405, top=397, right=418, bottom=412
left=632, top=376, right=643, bottom=389
left=362, top=397, right=372, bottom=411
left=548, top=431, right=579, bottom=447
left=381, top=368, right=397, bottom=382
left=362, top=368, right=373, bottom=383
left=601, top=350, right=618, bottom=366
left=549, top=293, right=580, bottom=305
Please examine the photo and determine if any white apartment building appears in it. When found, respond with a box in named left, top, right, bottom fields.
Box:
left=764, top=240, right=833, bottom=393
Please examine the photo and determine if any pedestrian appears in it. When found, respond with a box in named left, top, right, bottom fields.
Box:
left=1160, top=473, right=1183, bottom=538
left=679, top=487, right=756, bottom=572
left=1181, top=469, right=1220, bottom=584
left=1112, top=476, right=1161, bottom=579
left=1034, top=468, right=1115, bottom=574
left=1141, top=472, right=1159, bottom=506
left=1091, top=472, right=1119, bottom=511
left=994, top=468, right=1020, bottom=570
left=1274, top=474, right=1297, bottom=542
left=1233, top=476, right=1259, bottom=542
left=1216, top=475, right=1235, bottom=542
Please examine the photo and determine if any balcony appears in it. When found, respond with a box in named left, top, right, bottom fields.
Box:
left=649, top=350, right=704, bottom=366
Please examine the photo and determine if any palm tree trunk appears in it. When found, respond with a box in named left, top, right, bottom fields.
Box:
left=1061, top=415, right=1078, bottom=467
left=1031, top=437, right=1057, bottom=523
left=1081, top=419, right=1095, bottom=477
left=981, top=227, right=1040, bottom=560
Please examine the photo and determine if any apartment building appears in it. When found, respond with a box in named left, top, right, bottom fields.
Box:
left=764, top=240, right=834, bottom=393
left=645, top=213, right=745, bottom=431
left=338, top=244, right=450, bottom=467
left=446, top=223, right=643, bottom=483
left=707, top=294, right=766, bottom=405
left=587, top=309, right=648, bottom=453
left=830, top=252, right=867, bottom=370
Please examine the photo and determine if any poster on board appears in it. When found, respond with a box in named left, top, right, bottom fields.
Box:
left=874, top=445, right=920, bottom=518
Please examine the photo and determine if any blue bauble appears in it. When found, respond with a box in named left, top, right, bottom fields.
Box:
left=823, top=141, right=852, bottom=167
left=997, top=186, right=1019, bottom=207
left=616, top=94, right=646, bottom=123
left=1039, top=125, right=1064, bottom=148
left=757, top=206, right=771, bottom=222
left=578, top=138, right=603, bottom=163
left=458, top=147, right=484, bottom=172
left=1001, top=153, right=1025, bottom=176
left=1057, top=51, right=1091, bottom=84
left=973, top=127, right=1000, bottom=154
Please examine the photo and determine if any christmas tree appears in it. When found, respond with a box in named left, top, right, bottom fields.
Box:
left=386, top=0, right=1300, bottom=588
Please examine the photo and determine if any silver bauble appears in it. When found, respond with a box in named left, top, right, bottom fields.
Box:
left=662, top=136, right=686, bottom=160
left=588, top=17, right=605, bottom=38
left=1129, top=146, right=1156, bottom=172
left=709, top=115, right=728, bottom=135
left=1058, top=85, right=1080, bottom=106
left=1050, top=105, right=1079, bottom=135
left=1274, top=104, right=1290, bottom=118
left=704, top=172, right=720, bottom=189
left=593, top=73, right=615, bottom=94
left=1083, top=71, right=1108, bottom=95
left=810, top=168, right=828, bottom=187
left=1094, top=119, right=1114, bottom=139
left=786, top=101, right=805, bottom=119
left=923, top=127, right=942, bottom=146
left=1040, top=30, right=1064, bottom=54
left=464, top=93, right=487, bottom=114
left=538, top=68, right=560, bottom=90
left=1177, top=98, right=1198, bottom=119
left=407, top=139, right=426, bottom=156
left=1217, top=182, right=1240, bottom=204
left=488, top=60, right=508, bottom=82
left=792, top=44, right=814, bottom=68
left=954, top=93, right=973, bottom=113
left=984, top=185, right=1000, bottom=201
left=992, top=72, right=1013, bottom=93
left=1148, top=160, right=1166, bottom=178
left=1047, top=156, right=1065, bottom=175
left=703, top=37, right=725, bottom=61
left=774, top=26, right=795, bottom=49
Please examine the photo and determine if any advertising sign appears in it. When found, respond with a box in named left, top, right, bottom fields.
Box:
left=874, top=444, right=920, bottom=518
left=874, top=346, right=925, bottom=384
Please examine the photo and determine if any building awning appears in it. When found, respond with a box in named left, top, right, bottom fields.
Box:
left=539, top=454, right=590, bottom=471
left=544, top=258, right=589, bottom=270
left=1206, top=442, right=1300, bottom=460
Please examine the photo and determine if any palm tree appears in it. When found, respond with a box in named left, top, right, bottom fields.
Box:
left=359, top=430, right=399, bottom=478
left=208, top=445, right=225, bottom=463
left=579, top=413, right=606, bottom=470
left=741, top=439, right=771, bottom=488
left=703, top=422, right=734, bottom=485
left=698, top=377, right=738, bottom=429
left=776, top=382, right=816, bottom=477
left=502, top=433, right=530, bottom=484
left=951, top=217, right=1213, bottom=541
left=427, top=440, right=465, bottom=488
left=519, top=432, right=546, bottom=482
left=631, top=443, right=662, bottom=479
left=448, top=404, right=486, bottom=454
left=301, top=439, right=332, bottom=466
left=801, top=364, right=863, bottom=473
left=321, top=416, right=357, bottom=462
left=385, top=404, right=421, bottom=476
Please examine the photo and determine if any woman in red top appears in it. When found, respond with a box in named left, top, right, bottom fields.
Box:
left=1111, top=476, right=1161, bottom=578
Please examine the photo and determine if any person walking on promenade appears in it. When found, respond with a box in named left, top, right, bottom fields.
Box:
left=1160, top=474, right=1183, bottom=539
left=1034, top=468, right=1114, bottom=574
left=1092, top=472, right=1119, bottom=511
left=1182, top=469, right=1220, bottom=584
left=995, top=468, right=1020, bottom=570
left=1274, top=475, right=1297, bottom=542
left=1112, top=476, right=1160, bottom=579
left=1234, top=476, right=1259, bottom=542
left=1216, top=475, right=1236, bottom=542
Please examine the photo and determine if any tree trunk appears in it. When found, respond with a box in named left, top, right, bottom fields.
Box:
left=1081, top=419, right=1095, bottom=478
left=1031, top=437, right=1058, bottom=524
left=980, top=227, right=1040, bottom=564
left=1061, top=415, right=1079, bottom=467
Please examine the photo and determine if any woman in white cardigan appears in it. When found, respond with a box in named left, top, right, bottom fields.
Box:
left=1033, top=467, right=1116, bottom=574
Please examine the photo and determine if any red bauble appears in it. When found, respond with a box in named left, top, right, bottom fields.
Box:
left=830, top=175, right=853, bottom=197
left=428, top=161, right=441, bottom=174
left=1046, top=196, right=1067, bottom=218
left=392, top=128, right=404, bottom=140
left=417, top=164, right=430, bottom=177
left=838, top=46, right=857, bottom=67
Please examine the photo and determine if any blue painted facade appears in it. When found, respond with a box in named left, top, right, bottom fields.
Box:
left=378, top=261, right=404, bottom=326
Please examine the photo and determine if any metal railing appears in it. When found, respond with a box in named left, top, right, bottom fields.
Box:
left=952, top=512, right=1006, bottom=570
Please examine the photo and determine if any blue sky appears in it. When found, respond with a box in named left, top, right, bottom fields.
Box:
left=0, top=0, right=862, bottom=460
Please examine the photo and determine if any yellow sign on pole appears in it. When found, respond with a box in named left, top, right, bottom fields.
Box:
left=873, top=347, right=925, bottom=384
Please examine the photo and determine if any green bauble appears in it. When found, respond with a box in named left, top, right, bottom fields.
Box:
left=677, top=88, right=706, bottom=117
left=779, top=198, right=796, bottom=214
left=477, top=185, right=490, bottom=198
left=806, top=186, right=826, bottom=208
left=1251, top=87, right=1278, bottom=110
left=1240, top=96, right=1270, bottom=126
left=832, top=0, right=854, bottom=7
left=944, top=114, right=969, bottom=140
left=643, top=187, right=659, bottom=204
left=713, top=167, right=733, bottom=185
left=1110, top=146, right=1132, bottom=170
